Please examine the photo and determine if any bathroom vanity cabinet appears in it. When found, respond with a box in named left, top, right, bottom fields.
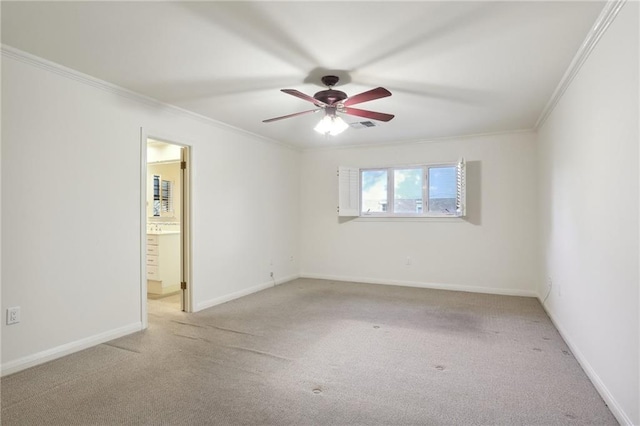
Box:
left=146, top=232, right=180, bottom=295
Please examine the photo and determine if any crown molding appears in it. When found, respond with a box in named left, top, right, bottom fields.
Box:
left=535, top=0, right=627, bottom=129
left=1, top=45, right=298, bottom=152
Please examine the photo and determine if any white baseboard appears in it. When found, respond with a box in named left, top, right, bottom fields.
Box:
left=299, top=273, right=537, bottom=297
left=195, top=274, right=299, bottom=312
left=538, top=299, right=633, bottom=426
left=1, top=322, right=143, bottom=377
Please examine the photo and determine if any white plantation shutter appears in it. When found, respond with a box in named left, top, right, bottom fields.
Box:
left=161, top=180, right=173, bottom=213
left=338, top=167, right=359, bottom=216
left=455, top=158, right=466, bottom=217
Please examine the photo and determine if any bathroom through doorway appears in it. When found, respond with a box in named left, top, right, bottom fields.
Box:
left=143, top=137, right=191, bottom=316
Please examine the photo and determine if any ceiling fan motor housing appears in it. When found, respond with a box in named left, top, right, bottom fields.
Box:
left=314, top=75, right=347, bottom=106
left=314, top=89, right=347, bottom=106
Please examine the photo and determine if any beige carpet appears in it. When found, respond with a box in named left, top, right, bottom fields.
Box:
left=1, top=278, right=617, bottom=425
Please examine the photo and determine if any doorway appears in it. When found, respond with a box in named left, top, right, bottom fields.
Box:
left=141, top=135, right=191, bottom=325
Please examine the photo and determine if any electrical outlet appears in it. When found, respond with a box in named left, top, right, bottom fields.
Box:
left=7, top=307, right=20, bottom=325
left=406, top=257, right=412, bottom=266
left=270, top=272, right=274, bottom=278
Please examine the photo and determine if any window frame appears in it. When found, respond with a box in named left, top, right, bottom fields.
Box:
left=359, top=161, right=463, bottom=218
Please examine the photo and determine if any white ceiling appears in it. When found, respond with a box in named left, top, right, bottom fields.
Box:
left=2, top=1, right=605, bottom=149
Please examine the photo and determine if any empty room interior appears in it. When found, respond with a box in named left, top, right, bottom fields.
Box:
left=1, top=1, right=638, bottom=425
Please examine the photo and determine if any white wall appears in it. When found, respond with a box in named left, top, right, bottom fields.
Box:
left=1, top=51, right=300, bottom=373
left=300, top=132, right=538, bottom=296
left=147, top=142, right=181, bottom=163
left=537, top=2, right=639, bottom=424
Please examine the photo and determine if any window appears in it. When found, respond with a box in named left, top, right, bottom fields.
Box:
left=428, top=166, right=457, bottom=214
left=152, top=174, right=174, bottom=217
left=394, top=168, right=423, bottom=214
left=153, top=175, right=161, bottom=217
left=161, top=179, right=173, bottom=213
left=361, top=169, right=387, bottom=214
left=338, top=159, right=465, bottom=218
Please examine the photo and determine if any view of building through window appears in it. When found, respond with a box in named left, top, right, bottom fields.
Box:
left=394, top=168, right=423, bottom=213
left=361, top=169, right=388, bottom=213
left=428, top=166, right=457, bottom=213
left=360, top=164, right=460, bottom=216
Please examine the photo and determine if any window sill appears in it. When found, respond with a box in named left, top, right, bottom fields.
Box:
left=354, top=215, right=465, bottom=222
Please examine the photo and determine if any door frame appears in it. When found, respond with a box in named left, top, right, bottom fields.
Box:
left=140, top=128, right=193, bottom=328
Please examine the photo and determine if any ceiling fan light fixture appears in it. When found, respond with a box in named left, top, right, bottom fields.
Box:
left=314, top=114, right=349, bottom=136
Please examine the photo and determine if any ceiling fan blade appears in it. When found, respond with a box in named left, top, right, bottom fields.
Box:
left=342, top=87, right=392, bottom=107
left=342, top=107, right=395, bottom=122
left=281, top=89, right=328, bottom=107
left=263, top=109, right=319, bottom=123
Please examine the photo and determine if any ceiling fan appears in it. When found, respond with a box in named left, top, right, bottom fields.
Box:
left=263, top=75, right=394, bottom=135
